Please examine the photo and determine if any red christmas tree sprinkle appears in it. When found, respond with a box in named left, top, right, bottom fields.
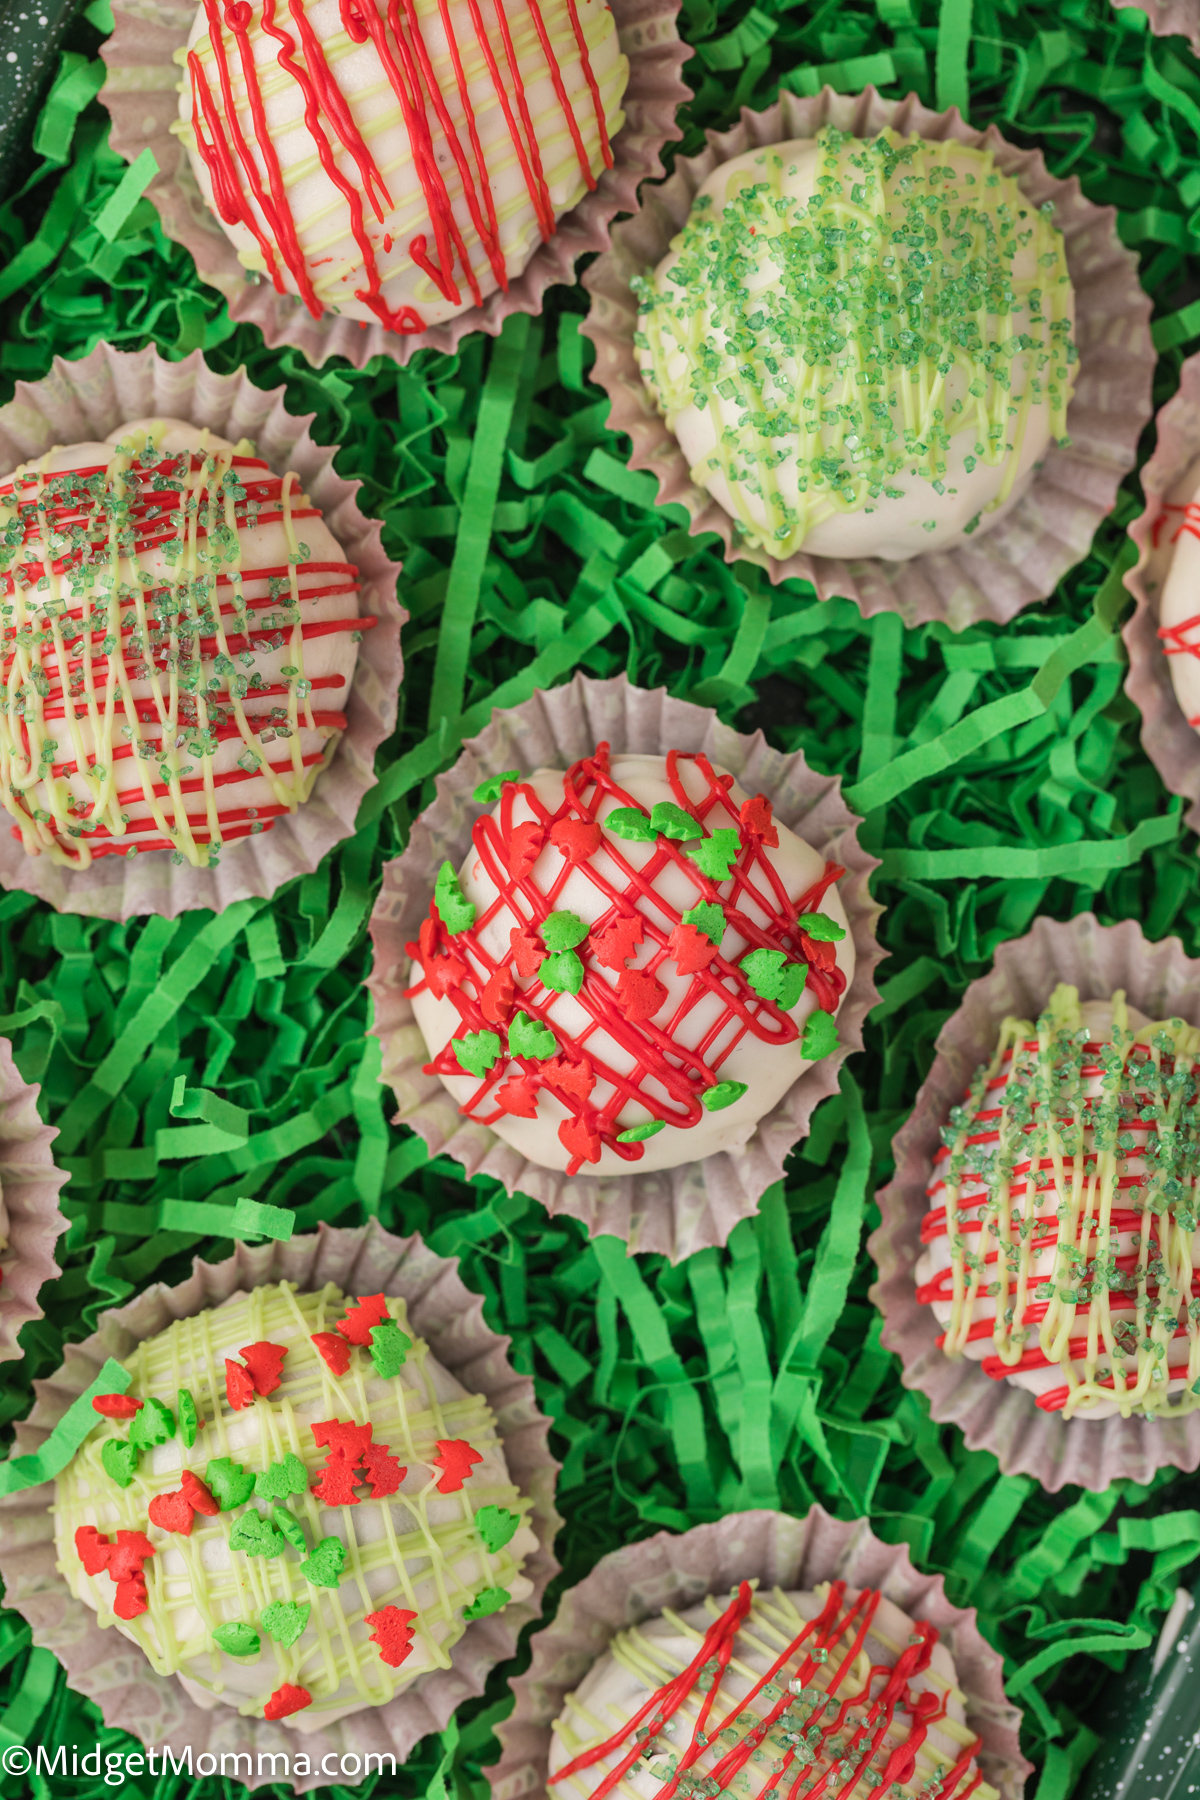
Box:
left=92, top=1393, right=143, bottom=1419
left=480, top=966, right=515, bottom=1024
left=109, top=1531, right=154, bottom=1581
left=360, top=1442, right=406, bottom=1498
left=494, top=1076, right=539, bottom=1118
left=507, top=821, right=544, bottom=882
left=408, top=748, right=850, bottom=1177
left=509, top=925, right=544, bottom=978
left=225, top=1359, right=256, bottom=1411
left=311, top=1449, right=360, bottom=1507
left=425, top=951, right=468, bottom=998
left=559, top=1117, right=601, bottom=1165
left=312, top=1419, right=374, bottom=1456
left=430, top=1439, right=483, bottom=1493
left=550, top=818, right=602, bottom=863
left=239, top=1341, right=288, bottom=1396
left=337, top=1294, right=390, bottom=1346
left=668, top=921, right=717, bottom=975
left=366, top=1605, right=418, bottom=1668
left=311, top=1331, right=352, bottom=1375
left=739, top=793, right=778, bottom=846
left=590, top=915, right=644, bottom=970
left=617, top=967, right=667, bottom=1022
left=263, top=1683, right=313, bottom=1721
left=75, top=1526, right=113, bottom=1576
left=180, top=1470, right=220, bottom=1515
left=113, top=1574, right=149, bottom=1620
left=148, top=1489, right=197, bottom=1536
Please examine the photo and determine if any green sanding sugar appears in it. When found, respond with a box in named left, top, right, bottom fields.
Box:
left=634, top=126, right=1076, bottom=557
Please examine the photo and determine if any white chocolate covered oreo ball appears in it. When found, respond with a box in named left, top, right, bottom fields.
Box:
left=54, top=1280, right=537, bottom=1728
left=0, top=418, right=373, bottom=869
left=916, top=984, right=1200, bottom=1422
left=633, top=127, right=1077, bottom=562
left=178, top=0, right=629, bottom=334
left=407, top=746, right=855, bottom=1177
left=547, top=1581, right=996, bottom=1800
left=1153, top=464, right=1200, bottom=730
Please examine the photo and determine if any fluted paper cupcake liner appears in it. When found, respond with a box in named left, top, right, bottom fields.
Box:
left=366, top=672, right=885, bottom=1262
left=0, top=1038, right=69, bottom=1364
left=0, top=342, right=405, bottom=919
left=0, top=1219, right=562, bottom=1792
left=582, top=85, right=1154, bottom=632
left=869, top=913, right=1200, bottom=1493
left=485, top=1505, right=1030, bottom=1800
left=1111, top=0, right=1200, bottom=51
left=98, top=0, right=690, bottom=370
left=1123, top=348, right=1200, bottom=841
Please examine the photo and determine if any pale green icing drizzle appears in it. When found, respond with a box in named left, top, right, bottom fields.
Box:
left=634, top=126, right=1077, bottom=558
left=53, top=1281, right=533, bottom=1718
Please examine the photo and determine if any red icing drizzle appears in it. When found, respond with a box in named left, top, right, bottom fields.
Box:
left=547, top=1581, right=983, bottom=1800
left=0, top=453, right=373, bottom=860
left=406, top=747, right=848, bottom=1175
left=186, top=0, right=613, bottom=330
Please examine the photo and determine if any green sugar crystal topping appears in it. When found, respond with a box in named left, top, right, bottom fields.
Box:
left=261, top=1601, right=311, bottom=1647
left=463, top=1585, right=511, bottom=1620
left=368, top=1319, right=412, bottom=1378
left=635, top=127, right=1076, bottom=558
left=129, top=1396, right=174, bottom=1449
left=213, top=1622, right=261, bottom=1657
left=254, top=1454, right=308, bottom=1501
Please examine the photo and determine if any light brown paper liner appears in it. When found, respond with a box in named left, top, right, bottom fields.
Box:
left=98, top=0, right=690, bottom=371
left=0, top=1218, right=562, bottom=1791
left=485, top=1505, right=1031, bottom=1800
left=582, top=85, right=1154, bottom=632
left=1122, top=348, right=1200, bottom=841
left=868, top=912, right=1200, bottom=1493
left=0, top=342, right=405, bottom=919
left=366, top=672, right=885, bottom=1262
left=1111, top=0, right=1200, bottom=51
left=0, top=1037, right=69, bottom=1364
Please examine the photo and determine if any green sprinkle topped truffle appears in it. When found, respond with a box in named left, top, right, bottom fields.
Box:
left=633, top=127, right=1076, bottom=562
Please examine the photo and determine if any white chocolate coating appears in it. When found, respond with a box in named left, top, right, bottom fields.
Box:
left=178, top=0, right=629, bottom=330
left=411, top=753, right=854, bottom=1175
left=548, top=1585, right=994, bottom=1800
left=0, top=419, right=362, bottom=868
left=53, top=1281, right=537, bottom=1728
left=916, top=992, right=1200, bottom=1422
left=634, top=132, right=1076, bottom=562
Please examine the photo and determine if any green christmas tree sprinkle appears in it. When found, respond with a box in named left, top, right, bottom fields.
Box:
left=434, top=861, right=475, bottom=934
left=205, top=1457, right=256, bottom=1510
left=475, top=1505, right=522, bottom=1552
left=129, top=1396, right=174, bottom=1449
left=649, top=801, right=702, bottom=840
left=702, top=1081, right=749, bottom=1111
left=463, top=1585, right=511, bottom=1620
left=541, top=910, right=588, bottom=951
left=261, top=1601, right=311, bottom=1647
left=301, top=1536, right=347, bottom=1588
left=229, top=1511, right=286, bottom=1558
left=509, top=1011, right=557, bottom=1060
left=254, top=1454, right=308, bottom=1501
left=369, top=1319, right=413, bottom=1378
left=684, top=830, right=741, bottom=881
left=101, top=1439, right=138, bottom=1488
left=617, top=1119, right=667, bottom=1142
left=540, top=949, right=584, bottom=995
left=683, top=901, right=726, bottom=943
left=473, top=771, right=520, bottom=804
left=213, top=1622, right=261, bottom=1657
left=604, top=807, right=655, bottom=842
left=177, top=1391, right=200, bottom=1448
left=454, top=1029, right=502, bottom=1077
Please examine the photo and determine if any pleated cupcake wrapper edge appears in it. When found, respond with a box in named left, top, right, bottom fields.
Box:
left=1111, top=0, right=1200, bottom=51
left=484, top=1505, right=1031, bottom=1800
left=0, top=1218, right=563, bottom=1793
left=867, top=912, right=1200, bottom=1493
left=98, top=0, right=691, bottom=370
left=0, top=1037, right=69, bottom=1364
left=0, top=342, right=405, bottom=920
left=581, top=84, right=1154, bottom=632
left=366, top=671, right=886, bottom=1263
left=1123, top=347, right=1200, bottom=845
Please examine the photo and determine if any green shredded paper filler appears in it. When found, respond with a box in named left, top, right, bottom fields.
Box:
left=2, top=0, right=1200, bottom=1797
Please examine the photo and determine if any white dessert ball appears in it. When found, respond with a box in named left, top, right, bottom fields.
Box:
left=548, top=1582, right=996, bottom=1800
left=178, top=0, right=629, bottom=332
left=54, top=1280, right=538, bottom=1728
left=409, top=747, right=855, bottom=1176
left=916, top=985, right=1200, bottom=1422
left=634, top=127, right=1077, bottom=562
left=0, top=418, right=369, bottom=869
